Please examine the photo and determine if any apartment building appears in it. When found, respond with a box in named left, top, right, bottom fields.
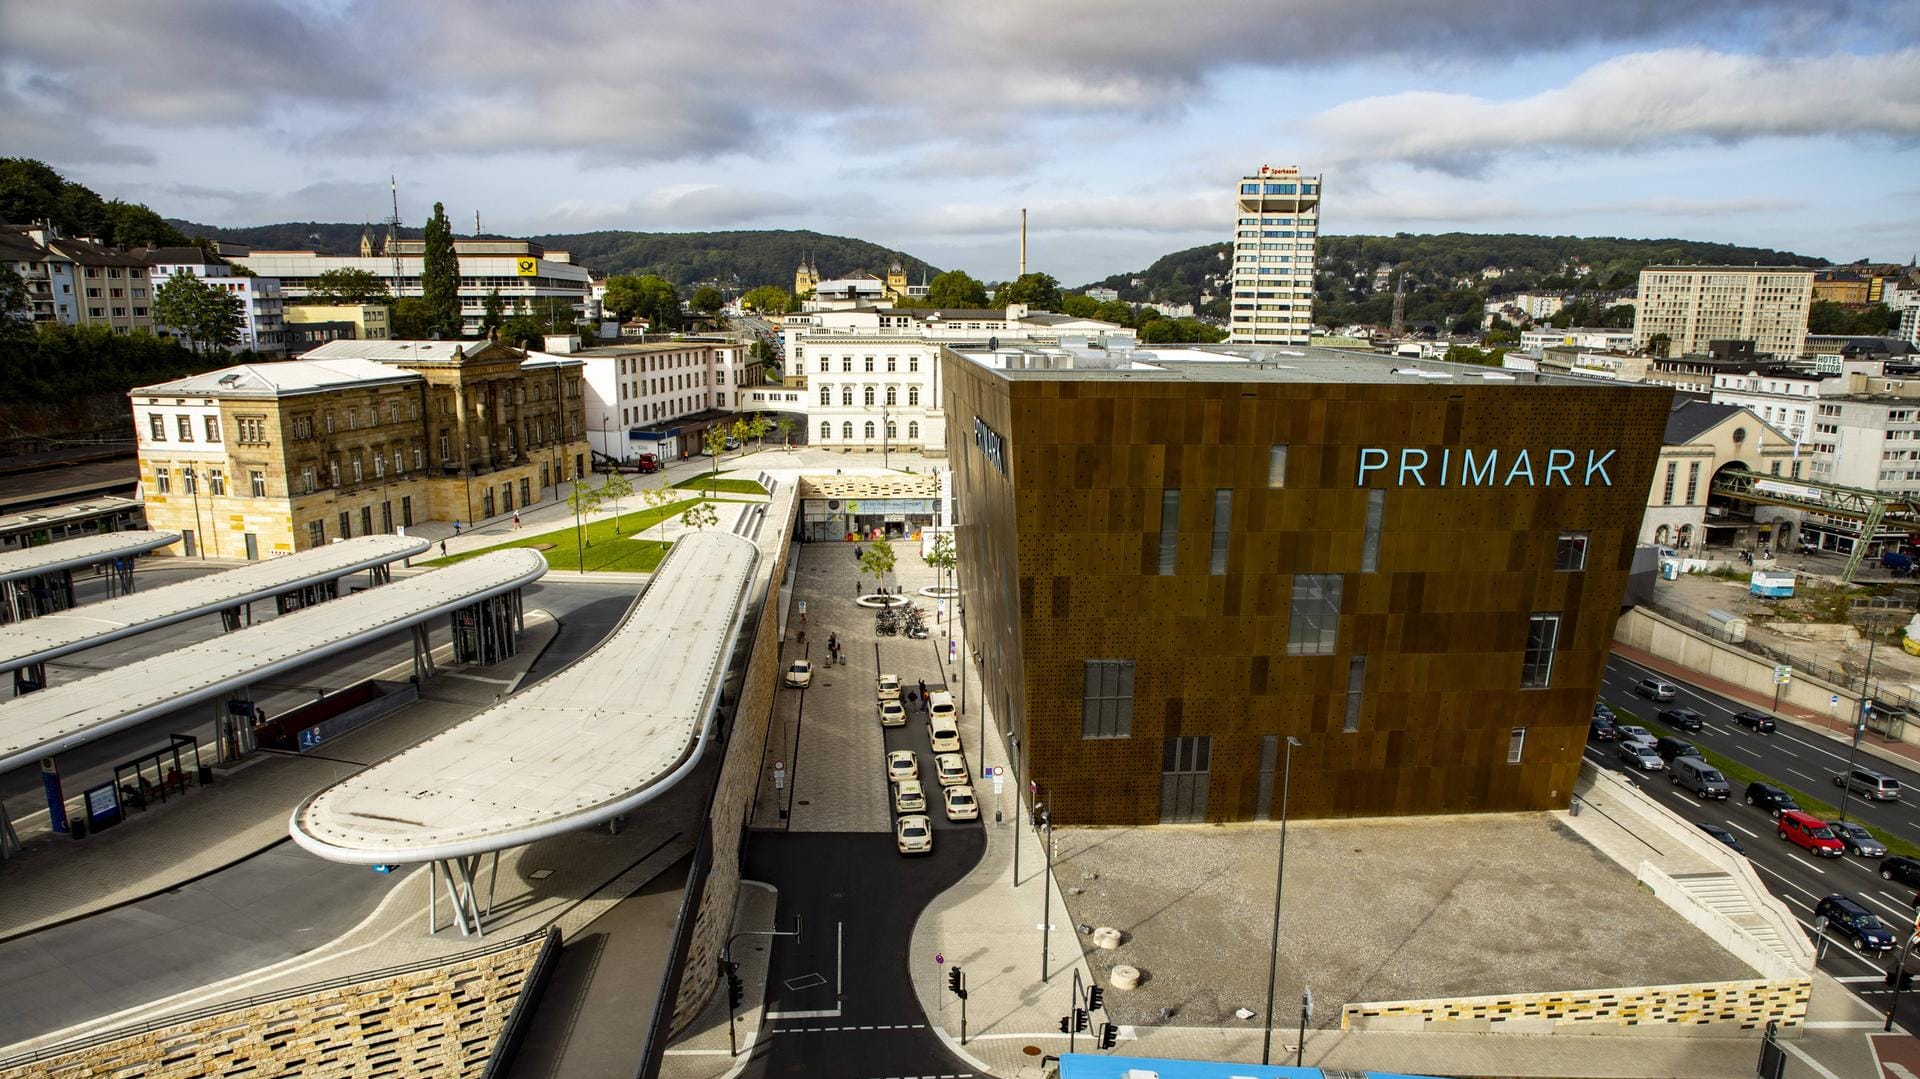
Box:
left=1, top=225, right=154, bottom=334
left=233, top=239, right=593, bottom=339
left=145, top=247, right=287, bottom=354
left=568, top=337, right=748, bottom=462
left=1634, top=265, right=1814, bottom=359
left=284, top=303, right=390, bottom=342
left=1227, top=165, right=1320, bottom=346
left=132, top=339, right=590, bottom=556
left=1519, top=327, right=1635, bottom=356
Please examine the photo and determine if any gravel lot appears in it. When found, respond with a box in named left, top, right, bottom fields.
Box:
left=1050, top=813, right=1757, bottom=1028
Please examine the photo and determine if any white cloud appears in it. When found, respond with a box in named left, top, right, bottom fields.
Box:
left=1312, top=48, right=1920, bottom=172
left=539, top=185, right=808, bottom=230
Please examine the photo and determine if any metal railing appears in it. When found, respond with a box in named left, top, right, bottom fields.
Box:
left=0, top=927, right=552, bottom=1071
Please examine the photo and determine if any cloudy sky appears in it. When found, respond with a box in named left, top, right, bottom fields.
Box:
left=4, top=0, right=1916, bottom=284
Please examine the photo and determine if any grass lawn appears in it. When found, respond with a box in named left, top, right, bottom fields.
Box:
left=1613, top=703, right=1920, bottom=859
left=673, top=473, right=768, bottom=495
left=419, top=497, right=731, bottom=574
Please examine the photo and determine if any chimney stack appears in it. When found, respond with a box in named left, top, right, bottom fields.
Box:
left=1019, top=208, right=1027, bottom=277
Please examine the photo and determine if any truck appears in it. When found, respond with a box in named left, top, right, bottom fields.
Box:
left=1882, top=550, right=1915, bottom=577
left=636, top=452, right=661, bottom=474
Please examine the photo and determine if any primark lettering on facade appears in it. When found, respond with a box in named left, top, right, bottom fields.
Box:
left=1356, top=447, right=1616, bottom=488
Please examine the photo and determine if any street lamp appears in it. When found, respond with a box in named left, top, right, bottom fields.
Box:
left=882, top=406, right=892, bottom=469
left=1261, top=735, right=1302, bottom=1066
left=1839, top=614, right=1889, bottom=823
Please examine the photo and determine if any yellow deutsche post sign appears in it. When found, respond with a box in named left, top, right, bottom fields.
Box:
left=515, top=258, right=537, bottom=276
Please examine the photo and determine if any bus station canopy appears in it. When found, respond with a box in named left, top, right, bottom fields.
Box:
left=0, top=531, right=180, bottom=585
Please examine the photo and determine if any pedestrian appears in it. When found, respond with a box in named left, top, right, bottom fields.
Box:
left=906, top=688, right=918, bottom=710
left=854, top=544, right=863, bottom=561
left=439, top=539, right=448, bottom=558
left=512, top=511, right=521, bottom=530
left=453, top=519, right=463, bottom=536
left=918, top=678, right=927, bottom=701
left=828, top=632, right=838, bottom=654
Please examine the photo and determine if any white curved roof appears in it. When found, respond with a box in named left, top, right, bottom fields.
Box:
left=0, top=549, right=547, bottom=776
left=290, top=530, right=759, bottom=864
left=0, top=531, right=181, bottom=584
left=0, top=535, right=430, bottom=675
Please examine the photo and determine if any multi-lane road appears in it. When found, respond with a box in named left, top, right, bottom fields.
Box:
left=1592, top=654, right=1920, bottom=1025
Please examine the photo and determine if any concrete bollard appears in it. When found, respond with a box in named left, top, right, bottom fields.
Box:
left=1092, top=926, right=1124, bottom=950
left=1111, top=964, right=1141, bottom=990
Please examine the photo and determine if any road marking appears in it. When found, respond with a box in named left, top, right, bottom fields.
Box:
left=1724, top=819, right=1759, bottom=838
left=767, top=1008, right=841, bottom=1019
left=838, top=920, right=844, bottom=1006
left=1787, top=768, right=1821, bottom=785
left=1858, top=889, right=1912, bottom=922
left=1804, top=1020, right=1895, bottom=1029
left=1839, top=974, right=1889, bottom=982
left=1754, top=861, right=1826, bottom=904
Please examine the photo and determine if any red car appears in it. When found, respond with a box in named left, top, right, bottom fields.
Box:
left=1778, top=810, right=1845, bottom=858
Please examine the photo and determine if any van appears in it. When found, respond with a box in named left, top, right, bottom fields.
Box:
left=927, top=713, right=961, bottom=754
left=1778, top=810, right=1845, bottom=858
left=1670, top=756, right=1730, bottom=800
left=1834, top=767, right=1902, bottom=801
left=1634, top=678, right=1678, bottom=702
left=927, top=690, right=956, bottom=724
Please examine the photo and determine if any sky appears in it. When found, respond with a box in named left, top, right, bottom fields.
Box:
left=3, top=0, right=1917, bottom=285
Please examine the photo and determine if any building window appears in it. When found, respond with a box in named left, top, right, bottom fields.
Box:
left=818, top=358, right=828, bottom=372
left=910, top=356, right=920, bottom=372
left=339, top=511, right=351, bottom=538
left=249, top=470, right=266, bottom=497
left=1792, top=461, right=1802, bottom=478
left=909, top=386, right=920, bottom=406
left=1344, top=655, right=1367, bottom=733
left=1662, top=461, right=1676, bottom=505
left=885, top=386, right=897, bottom=406
left=1209, top=489, right=1231, bottom=574
left=1268, top=445, right=1287, bottom=487
left=1157, top=489, right=1180, bottom=575
left=1555, top=532, right=1589, bottom=571
left=1685, top=461, right=1700, bottom=504
left=155, top=468, right=170, bottom=494
left=842, top=357, right=852, bottom=372
left=1081, top=659, right=1134, bottom=738
left=308, top=520, right=324, bottom=547
left=177, top=415, right=194, bottom=442
left=820, top=385, right=831, bottom=405
left=204, top=416, right=222, bottom=443
left=841, top=387, right=853, bottom=406
left=352, top=457, right=363, bottom=483
left=149, top=414, right=166, bottom=441
left=864, top=356, right=874, bottom=372
left=886, top=356, right=897, bottom=371
left=1521, top=613, right=1560, bottom=688
left=1508, top=727, right=1527, bottom=764
left=361, top=506, right=373, bottom=535
left=182, top=467, right=197, bottom=494
left=842, top=421, right=853, bottom=439
left=820, top=421, right=831, bottom=440
left=908, top=420, right=919, bottom=439
left=301, top=466, right=316, bottom=493
left=1286, top=574, right=1343, bottom=655
left=864, top=386, right=876, bottom=406
left=864, top=420, right=876, bottom=439
left=1360, top=490, right=1384, bottom=572
left=207, top=469, right=225, bottom=496
left=325, top=412, right=335, bottom=434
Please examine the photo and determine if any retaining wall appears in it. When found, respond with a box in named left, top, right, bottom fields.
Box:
left=1343, top=978, right=1811, bottom=1035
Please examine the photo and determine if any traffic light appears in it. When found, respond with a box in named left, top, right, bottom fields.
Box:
left=726, top=962, right=744, bottom=1009
left=1073, top=1008, right=1089, bottom=1033
left=1097, top=1022, right=1119, bottom=1050
left=1085, top=986, right=1104, bottom=1012
left=948, top=967, right=967, bottom=999
left=1058, top=1015, right=1072, bottom=1034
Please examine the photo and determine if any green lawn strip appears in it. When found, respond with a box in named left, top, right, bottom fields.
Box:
left=416, top=496, right=746, bottom=573
left=672, top=474, right=768, bottom=495
left=1613, top=704, right=1920, bottom=859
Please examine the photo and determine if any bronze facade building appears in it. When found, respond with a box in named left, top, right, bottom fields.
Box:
left=945, top=346, right=1670, bottom=824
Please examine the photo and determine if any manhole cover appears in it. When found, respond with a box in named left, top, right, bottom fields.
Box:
left=1021, top=1045, right=1042, bottom=1056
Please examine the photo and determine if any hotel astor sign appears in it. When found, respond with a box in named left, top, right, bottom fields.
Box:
left=1357, top=447, right=1616, bottom=488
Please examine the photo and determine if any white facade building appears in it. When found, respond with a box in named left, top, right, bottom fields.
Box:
left=146, top=247, right=286, bottom=354
left=1227, top=165, right=1320, bottom=346
left=561, top=337, right=746, bottom=463
left=1891, top=285, right=1920, bottom=349
left=1518, top=326, right=1635, bottom=356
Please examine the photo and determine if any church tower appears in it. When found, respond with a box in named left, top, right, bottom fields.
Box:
left=885, top=256, right=908, bottom=301
left=794, top=254, right=819, bottom=296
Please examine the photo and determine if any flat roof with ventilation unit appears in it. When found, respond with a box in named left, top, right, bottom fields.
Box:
left=0, top=531, right=180, bottom=585
left=290, top=530, right=758, bottom=864
left=0, top=534, right=430, bottom=675
left=0, top=549, right=547, bottom=776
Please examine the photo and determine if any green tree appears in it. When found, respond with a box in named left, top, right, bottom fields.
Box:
left=152, top=273, right=244, bottom=356
left=420, top=202, right=461, bottom=338
left=306, top=268, right=391, bottom=305
left=750, top=413, right=774, bottom=445
left=681, top=500, right=720, bottom=533
left=992, top=272, right=1062, bottom=311
left=1094, top=299, right=1135, bottom=326
left=925, top=270, right=990, bottom=308
left=776, top=416, right=795, bottom=447
left=603, top=273, right=681, bottom=329
left=740, top=285, right=792, bottom=314
left=1444, top=345, right=1506, bottom=366
left=691, top=285, right=724, bottom=316
left=1059, top=293, right=1102, bottom=318
left=567, top=479, right=602, bottom=572
left=480, top=287, right=505, bottom=339
left=0, top=158, right=190, bottom=246
left=926, top=531, right=956, bottom=573
left=702, top=425, right=728, bottom=496
left=391, top=297, right=435, bottom=339
left=860, top=536, right=897, bottom=591
left=641, top=486, right=679, bottom=542
left=599, top=470, right=634, bottom=534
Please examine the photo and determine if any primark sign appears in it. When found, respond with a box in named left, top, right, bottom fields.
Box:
left=973, top=417, right=1008, bottom=476
left=1357, top=447, right=1616, bottom=487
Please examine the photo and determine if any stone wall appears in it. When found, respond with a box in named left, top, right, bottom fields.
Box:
left=1343, top=977, right=1811, bottom=1036
left=0, top=932, right=552, bottom=1079
left=670, top=485, right=797, bottom=1033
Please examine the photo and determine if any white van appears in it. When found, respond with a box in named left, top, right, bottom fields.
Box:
left=927, top=712, right=961, bottom=754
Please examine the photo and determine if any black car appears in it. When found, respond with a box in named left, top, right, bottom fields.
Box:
left=1698, top=822, right=1746, bottom=854
left=1814, top=894, right=1897, bottom=954
left=1881, top=855, right=1920, bottom=887
left=1655, top=736, right=1703, bottom=762
left=1658, top=707, right=1706, bottom=732
left=1731, top=709, right=1777, bottom=733
left=1830, top=821, right=1886, bottom=858
left=1744, top=781, right=1799, bottom=817
left=1594, top=701, right=1616, bottom=724
left=1591, top=714, right=1618, bottom=741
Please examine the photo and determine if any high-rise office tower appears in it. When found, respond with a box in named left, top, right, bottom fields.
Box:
left=1228, top=166, right=1321, bottom=346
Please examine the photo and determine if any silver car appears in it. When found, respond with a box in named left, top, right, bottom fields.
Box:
left=1617, top=742, right=1664, bottom=771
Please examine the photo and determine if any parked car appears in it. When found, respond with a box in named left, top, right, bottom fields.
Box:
left=724, top=437, right=742, bottom=451
left=1617, top=742, right=1664, bottom=772
left=1697, top=822, right=1746, bottom=854
left=876, top=674, right=902, bottom=702
left=894, top=778, right=926, bottom=814
left=1615, top=725, right=1657, bottom=748
left=895, top=814, right=933, bottom=855
left=1834, top=767, right=1902, bottom=802
left=1634, top=677, right=1678, bottom=702
left=943, top=784, right=980, bottom=821
left=1731, top=709, right=1777, bottom=734
left=1814, top=894, right=1896, bottom=953
left=927, top=715, right=961, bottom=754
left=934, top=752, right=969, bottom=786
left=1879, top=855, right=1920, bottom=887
left=783, top=659, right=812, bottom=689
left=878, top=698, right=907, bottom=727
left=1654, top=736, right=1704, bottom=763
left=887, top=750, right=919, bottom=784
left=1829, top=820, right=1886, bottom=858
left=1744, top=782, right=1799, bottom=817
left=1778, top=810, right=1845, bottom=858
left=1658, top=707, right=1705, bottom=732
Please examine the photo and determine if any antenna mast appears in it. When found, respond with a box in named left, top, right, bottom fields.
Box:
left=388, top=176, right=405, bottom=299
